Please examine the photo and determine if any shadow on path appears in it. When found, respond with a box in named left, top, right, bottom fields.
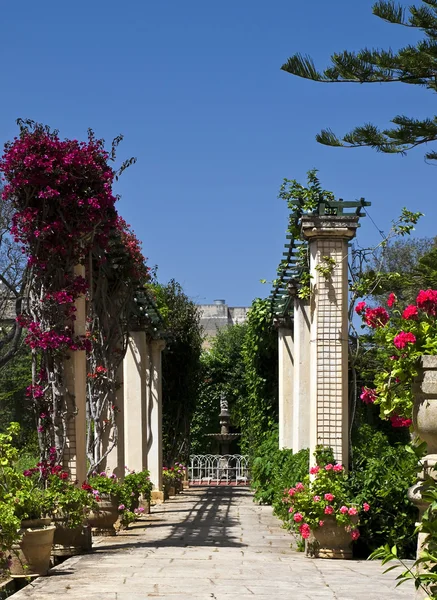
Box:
left=95, top=486, right=249, bottom=552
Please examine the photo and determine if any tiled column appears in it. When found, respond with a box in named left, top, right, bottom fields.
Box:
left=301, top=215, right=358, bottom=467
left=278, top=324, right=294, bottom=449
left=123, top=330, right=148, bottom=473
left=102, top=365, right=125, bottom=479
left=147, top=338, right=166, bottom=503
left=293, top=296, right=311, bottom=453
left=63, top=264, right=87, bottom=484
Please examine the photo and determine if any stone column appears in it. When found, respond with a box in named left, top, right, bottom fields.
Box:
left=278, top=323, right=294, bottom=449
left=147, top=338, right=166, bottom=503
left=293, top=296, right=311, bottom=453
left=102, top=365, right=125, bottom=479
left=63, top=264, right=87, bottom=484
left=301, top=215, right=359, bottom=467
left=123, top=330, right=148, bottom=473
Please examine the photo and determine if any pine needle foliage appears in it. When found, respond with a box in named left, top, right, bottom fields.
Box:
left=281, top=1, right=437, bottom=162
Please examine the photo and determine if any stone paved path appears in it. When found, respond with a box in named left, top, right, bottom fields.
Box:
left=12, top=487, right=413, bottom=599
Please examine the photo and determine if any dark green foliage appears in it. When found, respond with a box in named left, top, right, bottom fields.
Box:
left=238, top=298, right=278, bottom=456
left=0, top=344, right=35, bottom=447
left=349, top=425, right=418, bottom=558
left=149, top=280, right=203, bottom=465
left=190, top=324, right=247, bottom=455
left=282, top=1, right=437, bottom=162
left=251, top=426, right=417, bottom=558
left=250, top=426, right=309, bottom=519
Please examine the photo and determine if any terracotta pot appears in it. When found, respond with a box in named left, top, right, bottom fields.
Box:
left=87, top=494, right=118, bottom=536
left=305, top=516, right=354, bottom=559
left=52, top=521, right=92, bottom=557
left=10, top=520, right=56, bottom=577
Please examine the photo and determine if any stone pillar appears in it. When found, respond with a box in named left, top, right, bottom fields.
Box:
left=293, top=296, right=311, bottom=453
left=123, top=330, right=148, bottom=473
left=147, top=338, right=166, bottom=503
left=63, top=264, right=87, bottom=484
left=102, top=365, right=125, bottom=479
left=278, top=324, right=294, bottom=449
left=301, top=215, right=358, bottom=467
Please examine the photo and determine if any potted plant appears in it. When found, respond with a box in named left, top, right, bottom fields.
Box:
left=86, top=472, right=120, bottom=536
left=285, top=459, right=369, bottom=559
left=162, top=467, right=177, bottom=498
left=0, top=423, right=56, bottom=577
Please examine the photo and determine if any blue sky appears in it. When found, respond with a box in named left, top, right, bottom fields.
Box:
left=1, top=1, right=435, bottom=306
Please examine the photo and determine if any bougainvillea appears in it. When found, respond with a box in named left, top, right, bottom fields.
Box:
left=356, top=290, right=437, bottom=423
left=0, top=121, right=119, bottom=464
left=85, top=216, right=150, bottom=472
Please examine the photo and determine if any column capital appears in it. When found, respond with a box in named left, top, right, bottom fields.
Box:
left=300, top=214, right=359, bottom=241
left=150, top=338, right=166, bottom=352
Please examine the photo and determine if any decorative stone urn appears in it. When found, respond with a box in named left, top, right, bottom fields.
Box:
left=87, top=494, right=119, bottom=536
left=51, top=520, right=92, bottom=559
left=408, top=356, right=437, bottom=599
left=305, top=516, right=355, bottom=559
left=10, top=518, right=56, bottom=577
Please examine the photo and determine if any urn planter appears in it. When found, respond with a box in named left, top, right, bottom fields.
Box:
left=51, top=520, right=92, bottom=558
left=87, top=494, right=119, bottom=536
left=305, top=516, right=355, bottom=559
left=408, top=356, right=437, bottom=599
left=10, top=519, right=56, bottom=577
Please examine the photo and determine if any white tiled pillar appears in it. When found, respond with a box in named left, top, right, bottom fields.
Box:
left=278, top=326, right=294, bottom=449
left=301, top=215, right=358, bottom=467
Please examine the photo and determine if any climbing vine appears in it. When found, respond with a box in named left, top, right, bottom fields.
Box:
left=237, top=298, right=278, bottom=456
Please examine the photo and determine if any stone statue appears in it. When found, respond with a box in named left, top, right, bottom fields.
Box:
left=220, top=394, right=228, bottom=413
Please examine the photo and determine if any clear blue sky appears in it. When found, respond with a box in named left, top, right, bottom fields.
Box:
left=1, top=1, right=435, bottom=306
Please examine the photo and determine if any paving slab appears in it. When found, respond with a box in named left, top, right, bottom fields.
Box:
left=10, top=486, right=414, bottom=599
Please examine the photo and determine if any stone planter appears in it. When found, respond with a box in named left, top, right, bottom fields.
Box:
left=168, top=486, right=176, bottom=497
left=305, top=517, right=354, bottom=559
left=408, top=356, right=437, bottom=599
left=51, top=521, right=92, bottom=558
left=10, top=519, right=56, bottom=577
left=87, top=494, right=119, bottom=536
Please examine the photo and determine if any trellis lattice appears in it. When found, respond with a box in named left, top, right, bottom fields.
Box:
left=269, top=197, right=370, bottom=320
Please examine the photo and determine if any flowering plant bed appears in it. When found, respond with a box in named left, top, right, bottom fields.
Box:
left=284, top=461, right=369, bottom=555
left=356, top=289, right=437, bottom=423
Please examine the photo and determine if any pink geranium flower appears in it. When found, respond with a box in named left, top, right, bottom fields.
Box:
left=333, top=464, right=343, bottom=472
left=387, top=293, right=397, bottom=308
left=393, top=331, right=416, bottom=349
left=348, top=507, right=358, bottom=516
left=402, top=305, right=418, bottom=320
left=299, top=523, right=311, bottom=539
left=324, top=505, right=334, bottom=515
left=363, top=503, right=370, bottom=512
left=360, top=387, right=377, bottom=404
left=355, top=301, right=366, bottom=315
left=364, top=306, right=389, bottom=329
left=293, top=512, right=303, bottom=523
left=324, top=493, right=335, bottom=502
left=309, top=466, right=320, bottom=475
left=351, top=529, right=360, bottom=541
left=339, top=506, right=348, bottom=514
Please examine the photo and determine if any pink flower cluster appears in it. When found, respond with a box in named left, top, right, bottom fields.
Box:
left=390, top=414, right=412, bottom=428
left=393, top=331, right=416, bottom=349
left=0, top=126, right=117, bottom=264
left=360, top=387, right=377, bottom=404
